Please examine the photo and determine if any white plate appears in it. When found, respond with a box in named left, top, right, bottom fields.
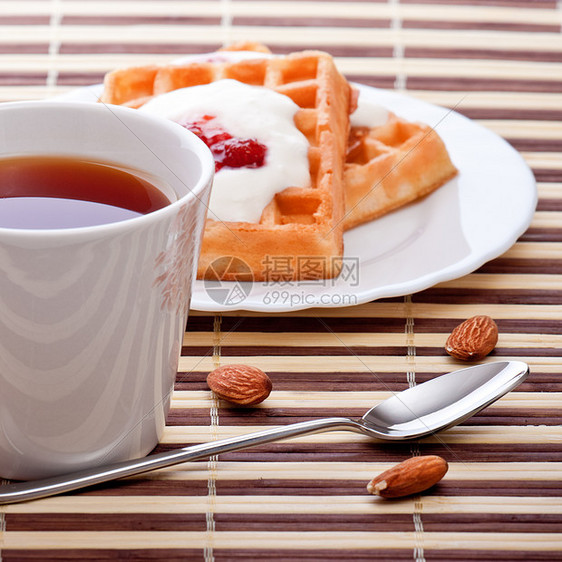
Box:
left=55, top=79, right=537, bottom=314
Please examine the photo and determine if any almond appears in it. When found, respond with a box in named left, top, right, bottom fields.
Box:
left=207, top=364, right=272, bottom=405
left=445, top=315, right=498, bottom=361
left=367, top=455, right=448, bottom=498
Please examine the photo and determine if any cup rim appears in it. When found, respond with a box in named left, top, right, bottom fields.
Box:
left=0, top=100, right=215, bottom=238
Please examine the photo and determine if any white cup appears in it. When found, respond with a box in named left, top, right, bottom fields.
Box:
left=0, top=101, right=214, bottom=480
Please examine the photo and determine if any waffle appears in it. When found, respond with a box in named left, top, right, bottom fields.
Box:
left=344, top=114, right=458, bottom=230
left=102, top=51, right=354, bottom=282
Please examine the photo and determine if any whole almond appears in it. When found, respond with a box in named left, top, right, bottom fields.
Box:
left=367, top=455, right=448, bottom=498
left=207, top=364, right=272, bottom=405
left=445, top=315, right=498, bottom=361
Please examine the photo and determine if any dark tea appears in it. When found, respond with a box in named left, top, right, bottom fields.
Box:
left=0, top=155, right=172, bottom=229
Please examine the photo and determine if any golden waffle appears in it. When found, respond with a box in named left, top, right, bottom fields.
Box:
left=102, top=51, right=354, bottom=282
left=344, top=114, right=458, bottom=230
left=216, top=44, right=457, bottom=231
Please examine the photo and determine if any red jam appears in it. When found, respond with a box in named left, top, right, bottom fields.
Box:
left=179, top=115, right=267, bottom=172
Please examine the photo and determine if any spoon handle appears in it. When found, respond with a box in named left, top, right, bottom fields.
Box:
left=0, top=417, right=360, bottom=505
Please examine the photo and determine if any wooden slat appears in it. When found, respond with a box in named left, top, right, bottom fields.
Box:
left=3, top=51, right=562, bottom=81
left=0, top=1, right=559, bottom=25
left=92, top=460, right=561, bottom=484
left=436, top=273, right=562, bottom=290
left=184, top=331, right=562, bottom=348
left=476, top=120, right=562, bottom=139
left=179, top=355, right=562, bottom=373
left=161, top=424, right=561, bottom=445
left=538, top=182, right=562, bottom=199
left=1, top=530, right=561, bottom=551
left=5, top=494, right=562, bottom=515
left=171, top=391, right=562, bottom=410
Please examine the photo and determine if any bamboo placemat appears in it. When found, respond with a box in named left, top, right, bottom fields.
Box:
left=1, top=0, right=561, bottom=560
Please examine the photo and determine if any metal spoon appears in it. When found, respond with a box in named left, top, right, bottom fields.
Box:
left=0, top=360, right=528, bottom=504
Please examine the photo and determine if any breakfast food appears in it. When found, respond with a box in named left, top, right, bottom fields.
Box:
left=102, top=50, right=354, bottom=281
left=207, top=364, right=273, bottom=405
left=137, top=79, right=311, bottom=225
left=445, top=315, right=499, bottom=361
left=344, top=114, right=458, bottom=230
left=101, top=44, right=457, bottom=281
left=367, top=455, right=449, bottom=498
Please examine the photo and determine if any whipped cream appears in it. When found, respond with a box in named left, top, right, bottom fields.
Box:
left=350, top=95, right=389, bottom=128
left=139, top=79, right=310, bottom=223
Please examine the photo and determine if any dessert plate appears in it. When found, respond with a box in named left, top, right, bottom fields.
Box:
left=55, top=77, right=537, bottom=313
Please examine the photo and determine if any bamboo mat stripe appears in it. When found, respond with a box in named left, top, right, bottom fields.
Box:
left=1, top=0, right=562, bottom=560
left=3, top=494, right=561, bottom=514
left=1, top=531, right=561, bottom=551
left=159, top=424, right=562, bottom=444
left=170, top=391, right=559, bottom=407
left=5, top=513, right=562, bottom=534
left=87, top=460, right=562, bottom=481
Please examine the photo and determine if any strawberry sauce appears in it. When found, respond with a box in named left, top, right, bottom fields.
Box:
left=138, top=79, right=310, bottom=223
left=180, top=115, right=267, bottom=172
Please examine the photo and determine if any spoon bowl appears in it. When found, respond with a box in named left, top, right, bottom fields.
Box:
left=0, top=360, right=529, bottom=504
left=359, top=360, right=529, bottom=439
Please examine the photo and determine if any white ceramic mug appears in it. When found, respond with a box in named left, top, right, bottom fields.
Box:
left=0, top=101, right=214, bottom=480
